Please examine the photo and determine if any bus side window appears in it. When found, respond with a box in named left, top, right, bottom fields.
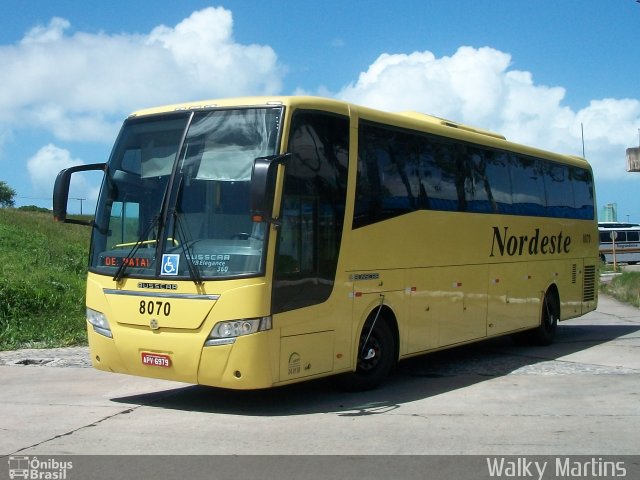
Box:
left=570, top=167, right=595, bottom=220
left=510, top=155, right=546, bottom=217
left=544, top=163, right=572, bottom=218
left=483, top=151, right=513, bottom=214
left=466, top=149, right=494, bottom=213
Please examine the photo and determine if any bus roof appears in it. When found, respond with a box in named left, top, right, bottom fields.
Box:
left=129, top=96, right=590, bottom=169
left=598, top=222, right=640, bottom=229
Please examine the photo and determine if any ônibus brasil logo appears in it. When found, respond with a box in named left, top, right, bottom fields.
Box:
left=8, top=456, right=73, bottom=480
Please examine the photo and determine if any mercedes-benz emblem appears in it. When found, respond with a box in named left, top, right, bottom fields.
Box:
left=149, top=319, right=159, bottom=330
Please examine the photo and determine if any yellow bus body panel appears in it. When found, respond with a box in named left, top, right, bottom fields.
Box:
left=343, top=209, right=598, bottom=360
left=86, top=273, right=283, bottom=389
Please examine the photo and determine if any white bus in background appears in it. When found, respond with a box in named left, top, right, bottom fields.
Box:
left=598, top=222, right=640, bottom=264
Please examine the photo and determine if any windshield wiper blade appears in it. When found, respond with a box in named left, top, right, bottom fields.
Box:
left=112, top=214, right=160, bottom=283
left=172, top=209, right=203, bottom=286
left=169, top=174, right=203, bottom=286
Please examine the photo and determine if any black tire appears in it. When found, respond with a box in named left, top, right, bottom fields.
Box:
left=512, top=290, right=559, bottom=346
left=336, top=317, right=395, bottom=391
left=536, top=290, right=559, bottom=345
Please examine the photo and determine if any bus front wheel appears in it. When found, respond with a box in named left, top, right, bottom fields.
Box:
left=337, top=317, right=395, bottom=391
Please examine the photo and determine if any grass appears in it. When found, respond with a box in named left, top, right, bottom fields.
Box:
left=601, top=271, right=640, bottom=308
left=0, top=208, right=91, bottom=350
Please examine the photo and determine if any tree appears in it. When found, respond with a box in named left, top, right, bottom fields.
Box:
left=0, top=180, right=16, bottom=207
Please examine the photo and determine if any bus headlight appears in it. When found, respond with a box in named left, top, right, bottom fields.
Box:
left=204, top=316, right=272, bottom=346
left=86, top=308, right=113, bottom=338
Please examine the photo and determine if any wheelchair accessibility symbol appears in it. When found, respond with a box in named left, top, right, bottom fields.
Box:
left=161, top=254, right=180, bottom=276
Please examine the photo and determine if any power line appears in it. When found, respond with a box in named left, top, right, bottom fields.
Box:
left=17, top=195, right=87, bottom=214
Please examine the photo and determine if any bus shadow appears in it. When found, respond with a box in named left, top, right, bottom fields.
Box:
left=111, top=323, right=639, bottom=416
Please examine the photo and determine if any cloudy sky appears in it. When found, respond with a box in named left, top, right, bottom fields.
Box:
left=1, top=0, right=639, bottom=219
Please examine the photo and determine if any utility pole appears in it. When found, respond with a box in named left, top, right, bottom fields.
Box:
left=70, top=197, right=86, bottom=215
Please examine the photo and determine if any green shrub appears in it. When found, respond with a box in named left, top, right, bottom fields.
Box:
left=0, top=209, right=90, bottom=349
left=601, top=272, right=640, bottom=308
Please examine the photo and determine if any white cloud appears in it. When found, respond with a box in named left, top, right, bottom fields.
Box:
left=339, top=48, right=512, bottom=124
left=26, top=144, right=93, bottom=201
left=21, top=17, right=70, bottom=45
left=0, top=7, right=284, bottom=144
left=147, top=8, right=281, bottom=97
left=4, top=9, right=639, bottom=192
left=337, top=46, right=640, bottom=181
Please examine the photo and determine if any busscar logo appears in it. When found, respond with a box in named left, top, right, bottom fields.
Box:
left=490, top=226, right=571, bottom=257
left=349, top=273, right=380, bottom=281
left=137, top=282, right=177, bottom=291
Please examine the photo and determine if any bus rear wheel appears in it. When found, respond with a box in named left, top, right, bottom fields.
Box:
left=337, top=317, right=395, bottom=391
left=535, top=290, right=559, bottom=345
left=514, top=289, right=559, bottom=346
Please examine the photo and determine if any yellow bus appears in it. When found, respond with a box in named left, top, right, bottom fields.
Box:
left=53, top=96, right=598, bottom=390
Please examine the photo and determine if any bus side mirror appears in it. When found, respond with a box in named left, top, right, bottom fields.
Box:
left=250, top=153, right=290, bottom=223
left=53, top=163, right=106, bottom=225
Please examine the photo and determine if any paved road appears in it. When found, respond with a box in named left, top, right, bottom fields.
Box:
left=0, top=294, right=639, bottom=458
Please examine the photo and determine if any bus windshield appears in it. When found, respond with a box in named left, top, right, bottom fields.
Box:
left=90, top=107, right=282, bottom=280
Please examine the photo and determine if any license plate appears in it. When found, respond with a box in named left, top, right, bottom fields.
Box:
left=141, top=352, right=171, bottom=368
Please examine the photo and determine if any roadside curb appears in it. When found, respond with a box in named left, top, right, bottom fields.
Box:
left=0, top=346, right=90, bottom=368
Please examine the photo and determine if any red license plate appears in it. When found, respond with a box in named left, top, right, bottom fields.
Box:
left=141, top=352, right=171, bottom=368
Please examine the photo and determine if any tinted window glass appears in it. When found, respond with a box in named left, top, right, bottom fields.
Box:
left=354, top=125, right=416, bottom=227
left=466, top=148, right=493, bottom=213
left=415, top=138, right=458, bottom=212
left=544, top=163, right=573, bottom=218
left=510, top=155, right=546, bottom=216
left=483, top=151, right=512, bottom=213
left=273, top=111, right=349, bottom=313
left=570, top=167, right=595, bottom=219
left=354, top=120, right=594, bottom=226
left=600, top=232, right=612, bottom=243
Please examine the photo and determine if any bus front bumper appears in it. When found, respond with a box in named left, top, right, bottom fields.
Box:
left=87, top=323, right=278, bottom=390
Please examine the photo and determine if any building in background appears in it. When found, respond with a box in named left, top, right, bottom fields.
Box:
left=601, top=203, right=618, bottom=222
left=627, top=147, right=640, bottom=173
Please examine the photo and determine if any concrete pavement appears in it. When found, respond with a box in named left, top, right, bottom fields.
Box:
left=0, top=294, right=638, bottom=456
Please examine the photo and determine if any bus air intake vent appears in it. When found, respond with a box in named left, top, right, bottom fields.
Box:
left=582, top=265, right=596, bottom=302
left=571, top=264, right=577, bottom=284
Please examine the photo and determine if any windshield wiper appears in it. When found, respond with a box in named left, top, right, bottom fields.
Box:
left=171, top=209, right=203, bottom=286
left=112, top=214, right=160, bottom=283
left=168, top=174, right=203, bottom=286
